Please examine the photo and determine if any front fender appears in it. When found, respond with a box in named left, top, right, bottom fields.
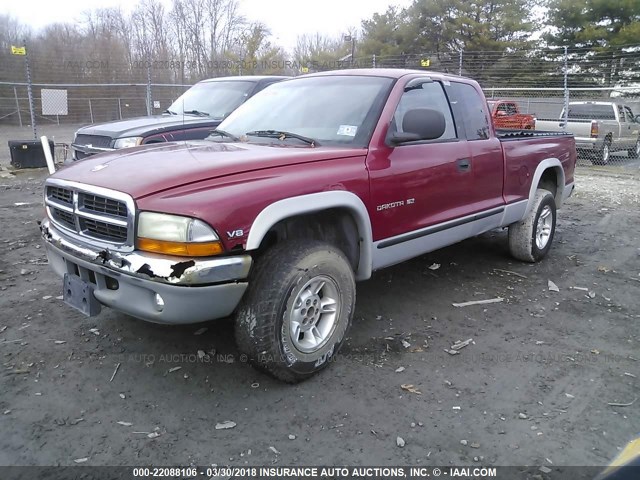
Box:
left=245, top=191, right=374, bottom=280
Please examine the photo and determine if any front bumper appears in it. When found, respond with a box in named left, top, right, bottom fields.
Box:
left=41, top=218, right=251, bottom=324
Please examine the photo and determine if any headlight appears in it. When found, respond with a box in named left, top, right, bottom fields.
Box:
left=113, top=137, right=143, bottom=149
left=137, top=212, right=223, bottom=257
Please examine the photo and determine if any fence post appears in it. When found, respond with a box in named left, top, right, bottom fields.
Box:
left=458, top=49, right=463, bottom=76
left=118, top=98, right=122, bottom=120
left=24, top=41, right=37, bottom=139
left=563, top=46, right=569, bottom=131
left=13, top=86, right=23, bottom=127
left=89, top=99, right=94, bottom=124
left=146, top=62, right=152, bottom=116
left=372, top=54, right=376, bottom=68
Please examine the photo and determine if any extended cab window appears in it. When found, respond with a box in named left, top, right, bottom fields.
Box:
left=446, top=82, right=490, bottom=140
left=390, top=82, right=456, bottom=141
left=624, top=106, right=635, bottom=123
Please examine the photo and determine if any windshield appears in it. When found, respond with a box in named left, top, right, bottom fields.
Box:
left=216, top=76, right=394, bottom=147
left=168, top=81, right=254, bottom=119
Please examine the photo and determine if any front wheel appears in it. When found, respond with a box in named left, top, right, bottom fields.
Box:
left=508, top=189, right=557, bottom=263
left=234, top=240, right=355, bottom=383
left=628, top=138, right=640, bottom=159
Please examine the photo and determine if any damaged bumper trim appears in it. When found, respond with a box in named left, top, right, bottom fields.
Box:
left=41, top=218, right=252, bottom=286
left=41, top=218, right=251, bottom=324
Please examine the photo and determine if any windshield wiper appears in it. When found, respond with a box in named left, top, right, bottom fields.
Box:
left=208, top=129, right=240, bottom=141
left=183, top=109, right=210, bottom=117
left=163, top=109, right=178, bottom=115
left=245, top=130, right=319, bottom=146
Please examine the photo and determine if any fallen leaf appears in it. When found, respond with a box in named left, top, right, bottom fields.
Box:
left=428, top=263, right=440, bottom=270
left=73, top=458, right=89, bottom=464
left=215, top=421, right=236, bottom=430
left=401, top=384, right=422, bottom=395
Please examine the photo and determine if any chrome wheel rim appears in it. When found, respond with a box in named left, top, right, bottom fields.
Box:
left=635, top=141, right=640, bottom=156
left=535, top=205, right=553, bottom=250
left=602, top=143, right=610, bottom=163
left=289, top=275, right=340, bottom=354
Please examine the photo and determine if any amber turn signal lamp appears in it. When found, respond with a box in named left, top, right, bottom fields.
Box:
left=137, top=238, right=224, bottom=257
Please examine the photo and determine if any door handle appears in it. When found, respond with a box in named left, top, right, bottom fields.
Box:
left=457, top=158, right=471, bottom=172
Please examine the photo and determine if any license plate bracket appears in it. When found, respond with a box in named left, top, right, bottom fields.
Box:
left=63, top=273, right=101, bottom=317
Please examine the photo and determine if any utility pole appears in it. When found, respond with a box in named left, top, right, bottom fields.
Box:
left=24, top=40, right=37, bottom=139
left=563, top=46, right=569, bottom=131
left=344, top=35, right=355, bottom=68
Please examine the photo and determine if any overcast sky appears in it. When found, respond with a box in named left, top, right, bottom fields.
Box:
left=5, top=0, right=413, bottom=52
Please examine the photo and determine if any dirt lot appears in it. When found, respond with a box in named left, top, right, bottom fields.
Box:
left=0, top=165, right=638, bottom=474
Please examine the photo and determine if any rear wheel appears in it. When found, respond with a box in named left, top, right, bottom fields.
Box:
left=593, top=138, right=611, bottom=165
left=508, top=189, right=557, bottom=263
left=234, top=240, right=355, bottom=383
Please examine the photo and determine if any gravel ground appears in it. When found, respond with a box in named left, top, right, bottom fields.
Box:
left=0, top=166, right=639, bottom=475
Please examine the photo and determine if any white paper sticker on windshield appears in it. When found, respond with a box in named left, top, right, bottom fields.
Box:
left=337, top=125, right=358, bottom=136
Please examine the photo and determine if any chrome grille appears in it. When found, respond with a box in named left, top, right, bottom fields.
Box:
left=48, top=186, right=73, bottom=205
left=44, top=181, right=135, bottom=250
left=80, top=193, right=127, bottom=218
left=51, top=207, right=75, bottom=230
left=80, top=218, right=128, bottom=242
left=74, top=134, right=112, bottom=148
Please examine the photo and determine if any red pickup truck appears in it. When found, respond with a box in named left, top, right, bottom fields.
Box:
left=488, top=100, right=536, bottom=130
left=41, top=70, right=576, bottom=382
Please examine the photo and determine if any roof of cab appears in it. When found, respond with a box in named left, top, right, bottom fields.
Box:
left=200, top=75, right=291, bottom=83
left=300, top=68, right=467, bottom=81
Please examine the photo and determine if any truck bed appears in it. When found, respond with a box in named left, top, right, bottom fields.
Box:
left=497, top=129, right=577, bottom=205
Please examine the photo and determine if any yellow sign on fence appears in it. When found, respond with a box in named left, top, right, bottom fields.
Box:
left=420, top=58, right=430, bottom=67
left=11, top=45, right=26, bottom=55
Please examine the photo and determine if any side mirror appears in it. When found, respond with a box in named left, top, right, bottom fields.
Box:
left=496, top=110, right=507, bottom=117
left=635, top=115, right=640, bottom=123
left=390, top=108, right=446, bottom=145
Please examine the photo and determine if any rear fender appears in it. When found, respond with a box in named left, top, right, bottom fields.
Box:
left=526, top=159, right=567, bottom=215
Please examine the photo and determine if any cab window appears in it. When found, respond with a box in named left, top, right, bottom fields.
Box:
left=390, top=81, right=457, bottom=141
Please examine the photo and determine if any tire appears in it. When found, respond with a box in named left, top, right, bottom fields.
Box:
left=235, top=240, right=356, bottom=383
left=628, top=138, right=640, bottom=159
left=592, top=138, right=611, bottom=165
left=508, top=189, right=557, bottom=263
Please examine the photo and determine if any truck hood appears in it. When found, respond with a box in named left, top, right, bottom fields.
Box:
left=77, top=115, right=221, bottom=139
left=52, top=141, right=366, bottom=199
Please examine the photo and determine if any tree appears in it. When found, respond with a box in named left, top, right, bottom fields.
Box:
left=546, top=0, right=640, bottom=86
left=359, top=0, right=542, bottom=79
left=293, top=33, right=348, bottom=72
left=359, top=7, right=409, bottom=59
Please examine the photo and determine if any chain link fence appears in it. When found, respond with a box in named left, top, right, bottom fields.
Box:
left=2, top=44, right=639, bottom=168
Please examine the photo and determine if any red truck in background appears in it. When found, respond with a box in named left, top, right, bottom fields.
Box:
left=41, top=69, right=576, bottom=382
left=488, top=99, right=536, bottom=130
